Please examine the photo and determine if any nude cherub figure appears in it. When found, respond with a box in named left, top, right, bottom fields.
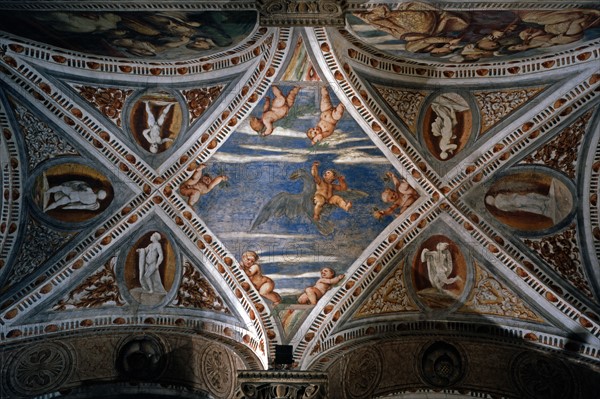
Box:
left=312, top=161, right=352, bottom=221
left=241, top=251, right=281, bottom=305
left=298, top=267, right=344, bottom=305
left=307, top=86, right=345, bottom=145
left=374, top=172, right=418, bottom=219
left=179, top=163, right=228, bottom=206
left=249, top=86, right=301, bottom=136
left=143, top=101, right=175, bottom=153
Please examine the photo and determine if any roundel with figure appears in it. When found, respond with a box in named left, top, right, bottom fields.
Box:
left=125, top=231, right=177, bottom=305
left=412, top=236, right=467, bottom=309
left=422, top=93, right=472, bottom=161
left=129, top=92, right=183, bottom=154
left=32, top=162, right=113, bottom=223
left=485, top=170, right=574, bottom=232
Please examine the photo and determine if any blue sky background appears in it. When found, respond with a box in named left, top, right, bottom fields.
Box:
left=196, top=85, right=400, bottom=303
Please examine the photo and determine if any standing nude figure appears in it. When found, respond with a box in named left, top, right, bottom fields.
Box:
left=249, top=86, right=301, bottom=136
left=143, top=101, right=174, bottom=153
left=136, top=232, right=167, bottom=294
left=311, top=161, right=352, bottom=221
left=307, top=86, right=345, bottom=145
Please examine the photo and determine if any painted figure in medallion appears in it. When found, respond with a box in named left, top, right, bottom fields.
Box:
left=143, top=101, right=175, bottom=153
left=136, top=232, right=167, bottom=295
left=241, top=251, right=281, bottom=305
left=250, top=86, right=301, bottom=136
left=298, top=267, right=344, bottom=305
left=44, top=180, right=107, bottom=211
left=421, top=243, right=460, bottom=291
left=430, top=93, right=470, bottom=160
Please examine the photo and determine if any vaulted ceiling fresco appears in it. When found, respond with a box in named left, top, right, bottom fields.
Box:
left=0, top=1, right=599, bottom=398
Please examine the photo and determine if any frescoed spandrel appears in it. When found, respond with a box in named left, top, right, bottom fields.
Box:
left=423, top=93, right=472, bottom=161
left=0, top=11, right=256, bottom=59
left=485, top=171, right=573, bottom=232
left=130, top=93, right=182, bottom=154
left=413, top=236, right=466, bottom=309
left=34, top=163, right=113, bottom=223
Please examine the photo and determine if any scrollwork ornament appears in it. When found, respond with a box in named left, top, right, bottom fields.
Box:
left=7, top=342, right=73, bottom=396
left=202, top=344, right=234, bottom=398
left=240, top=383, right=259, bottom=398
left=512, top=351, right=575, bottom=399
left=343, top=346, right=383, bottom=399
left=302, top=384, right=321, bottom=398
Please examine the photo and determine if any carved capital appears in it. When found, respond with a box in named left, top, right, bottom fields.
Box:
left=235, top=370, right=328, bottom=399
left=258, top=0, right=347, bottom=26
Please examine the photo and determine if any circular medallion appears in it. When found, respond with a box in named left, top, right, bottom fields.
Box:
left=201, top=344, right=234, bottom=398
left=485, top=169, right=574, bottom=233
left=116, top=335, right=166, bottom=380
left=419, top=341, right=464, bottom=387
left=343, top=346, right=383, bottom=399
left=7, top=342, right=73, bottom=396
left=512, top=351, right=575, bottom=399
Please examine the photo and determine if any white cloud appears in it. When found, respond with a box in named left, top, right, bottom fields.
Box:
left=269, top=271, right=322, bottom=280
left=261, top=255, right=340, bottom=265
left=333, top=149, right=389, bottom=164
left=218, top=232, right=313, bottom=240
left=211, top=152, right=308, bottom=164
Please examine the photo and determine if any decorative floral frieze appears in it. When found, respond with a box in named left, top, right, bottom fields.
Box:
left=171, top=261, right=229, bottom=314
left=182, top=85, right=224, bottom=125
left=523, top=224, right=593, bottom=298
left=474, top=87, right=544, bottom=134
left=74, top=85, right=133, bottom=127
left=11, top=101, right=79, bottom=171
left=461, top=262, right=543, bottom=322
left=259, top=0, right=346, bottom=26
left=7, top=219, right=75, bottom=286
left=53, top=257, right=125, bottom=310
left=355, top=258, right=418, bottom=317
left=521, top=109, right=592, bottom=179
left=374, top=85, right=426, bottom=134
left=236, top=370, right=328, bottom=399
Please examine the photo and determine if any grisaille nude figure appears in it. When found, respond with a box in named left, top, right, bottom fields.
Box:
left=430, top=93, right=470, bottom=160
left=142, top=101, right=175, bottom=153
left=136, top=232, right=167, bottom=295
left=44, top=180, right=107, bottom=211
left=421, top=242, right=459, bottom=291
